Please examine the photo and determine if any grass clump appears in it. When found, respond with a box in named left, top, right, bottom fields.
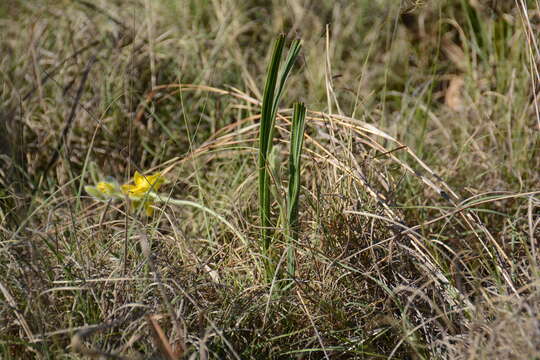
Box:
left=0, top=1, right=539, bottom=359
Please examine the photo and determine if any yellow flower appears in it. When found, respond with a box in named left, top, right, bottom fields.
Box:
left=96, top=181, right=116, bottom=195
left=121, top=171, right=164, bottom=216
left=143, top=201, right=156, bottom=216
left=121, top=171, right=164, bottom=198
left=130, top=199, right=156, bottom=216
left=86, top=180, right=120, bottom=200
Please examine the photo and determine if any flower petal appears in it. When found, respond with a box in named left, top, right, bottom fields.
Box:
left=134, top=171, right=145, bottom=187
left=145, top=172, right=164, bottom=191
left=97, top=181, right=116, bottom=195
left=144, top=202, right=155, bottom=216
left=85, top=185, right=107, bottom=200
left=122, top=183, right=147, bottom=197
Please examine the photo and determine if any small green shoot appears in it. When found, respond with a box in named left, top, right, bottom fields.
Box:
left=258, top=34, right=302, bottom=279
left=286, top=102, right=306, bottom=280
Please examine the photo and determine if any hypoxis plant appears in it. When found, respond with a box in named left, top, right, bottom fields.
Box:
left=258, top=35, right=306, bottom=282
left=85, top=166, right=247, bottom=246
left=85, top=170, right=165, bottom=216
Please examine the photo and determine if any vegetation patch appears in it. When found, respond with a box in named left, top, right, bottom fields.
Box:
left=1, top=1, right=539, bottom=359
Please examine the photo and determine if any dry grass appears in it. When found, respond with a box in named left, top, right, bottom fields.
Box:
left=1, top=0, right=539, bottom=359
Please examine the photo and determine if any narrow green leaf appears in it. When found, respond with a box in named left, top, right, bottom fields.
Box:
left=258, top=35, right=302, bottom=249
left=257, top=35, right=302, bottom=282
left=286, top=102, right=306, bottom=279
left=259, top=35, right=286, bottom=254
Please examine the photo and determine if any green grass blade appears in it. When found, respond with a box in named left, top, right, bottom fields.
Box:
left=258, top=35, right=302, bottom=282
left=266, top=39, right=302, bottom=153
left=259, top=35, right=286, bottom=254
left=286, top=102, right=306, bottom=278
left=258, top=36, right=302, bottom=246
